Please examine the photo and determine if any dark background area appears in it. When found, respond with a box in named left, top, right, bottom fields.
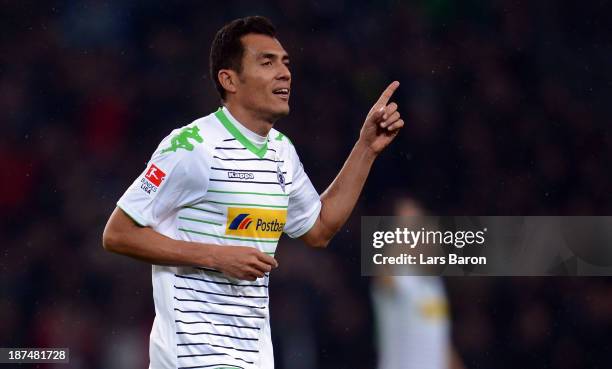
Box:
left=1, top=1, right=611, bottom=368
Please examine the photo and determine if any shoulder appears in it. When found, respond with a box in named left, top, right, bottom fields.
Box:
left=269, top=127, right=302, bottom=163
left=269, top=127, right=293, bottom=147
left=154, top=110, right=230, bottom=158
left=268, top=127, right=295, bottom=155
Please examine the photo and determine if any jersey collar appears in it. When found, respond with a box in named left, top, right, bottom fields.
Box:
left=215, top=107, right=269, bottom=158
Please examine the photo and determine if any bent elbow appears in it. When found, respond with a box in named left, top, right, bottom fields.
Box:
left=309, top=237, right=330, bottom=248
left=300, top=219, right=335, bottom=248
left=102, top=227, right=120, bottom=253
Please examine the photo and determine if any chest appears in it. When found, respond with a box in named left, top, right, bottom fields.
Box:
left=175, top=142, right=291, bottom=246
left=207, top=143, right=293, bottom=195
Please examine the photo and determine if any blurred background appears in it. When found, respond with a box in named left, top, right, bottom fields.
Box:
left=1, top=0, right=611, bottom=368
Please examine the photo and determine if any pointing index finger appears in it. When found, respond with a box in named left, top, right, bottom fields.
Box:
left=376, top=81, right=400, bottom=106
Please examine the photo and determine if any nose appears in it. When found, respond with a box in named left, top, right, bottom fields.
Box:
left=277, top=63, right=291, bottom=81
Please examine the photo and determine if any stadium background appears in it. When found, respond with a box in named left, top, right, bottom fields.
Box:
left=1, top=1, right=611, bottom=368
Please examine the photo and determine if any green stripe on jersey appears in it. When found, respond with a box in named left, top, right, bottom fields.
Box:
left=185, top=206, right=224, bottom=215
left=178, top=216, right=222, bottom=226
left=215, top=108, right=268, bottom=158
left=207, top=189, right=289, bottom=197
left=206, top=200, right=288, bottom=209
left=179, top=227, right=279, bottom=243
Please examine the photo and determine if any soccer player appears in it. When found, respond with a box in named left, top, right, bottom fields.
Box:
left=102, top=16, right=403, bottom=369
left=371, top=197, right=465, bottom=369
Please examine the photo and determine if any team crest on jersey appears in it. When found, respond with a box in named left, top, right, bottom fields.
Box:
left=226, top=207, right=286, bottom=239
left=276, top=164, right=286, bottom=192
left=140, top=163, right=166, bottom=194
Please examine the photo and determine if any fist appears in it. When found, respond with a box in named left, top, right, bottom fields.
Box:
left=212, top=246, right=278, bottom=281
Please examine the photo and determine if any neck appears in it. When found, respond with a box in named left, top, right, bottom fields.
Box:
left=223, top=102, right=274, bottom=137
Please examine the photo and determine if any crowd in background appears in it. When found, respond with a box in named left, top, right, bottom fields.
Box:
left=1, top=1, right=611, bottom=368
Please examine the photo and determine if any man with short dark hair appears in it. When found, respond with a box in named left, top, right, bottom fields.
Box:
left=103, top=16, right=404, bottom=369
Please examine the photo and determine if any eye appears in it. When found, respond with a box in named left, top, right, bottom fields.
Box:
left=262, top=61, right=272, bottom=66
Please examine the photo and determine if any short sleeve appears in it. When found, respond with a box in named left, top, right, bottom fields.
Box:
left=283, top=143, right=321, bottom=238
left=117, top=138, right=209, bottom=228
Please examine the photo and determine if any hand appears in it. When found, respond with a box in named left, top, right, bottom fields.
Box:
left=211, top=246, right=278, bottom=281
left=358, top=81, right=404, bottom=155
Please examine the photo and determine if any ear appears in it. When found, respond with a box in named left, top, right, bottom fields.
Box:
left=218, top=69, right=238, bottom=96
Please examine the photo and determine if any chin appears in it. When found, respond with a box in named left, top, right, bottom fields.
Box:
left=279, top=105, right=290, bottom=116
left=271, top=104, right=290, bottom=119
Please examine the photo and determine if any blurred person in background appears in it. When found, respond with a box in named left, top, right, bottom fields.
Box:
left=102, top=16, right=403, bottom=369
left=372, top=197, right=465, bottom=369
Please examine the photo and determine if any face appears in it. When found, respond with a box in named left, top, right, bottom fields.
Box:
left=230, top=34, right=292, bottom=120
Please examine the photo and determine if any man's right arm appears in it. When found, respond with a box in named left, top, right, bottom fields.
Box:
left=102, top=207, right=277, bottom=281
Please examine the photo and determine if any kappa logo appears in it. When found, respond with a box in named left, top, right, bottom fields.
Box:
left=228, top=213, right=253, bottom=230
left=140, top=163, right=166, bottom=194
left=228, top=171, right=255, bottom=180
left=160, top=126, right=203, bottom=154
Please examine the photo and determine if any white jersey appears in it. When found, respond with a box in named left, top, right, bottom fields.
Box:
left=117, top=106, right=321, bottom=369
left=372, top=276, right=450, bottom=369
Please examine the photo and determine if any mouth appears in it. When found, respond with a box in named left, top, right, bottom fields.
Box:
left=272, top=88, right=290, bottom=101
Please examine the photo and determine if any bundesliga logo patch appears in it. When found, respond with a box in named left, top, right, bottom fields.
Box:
left=140, top=163, right=166, bottom=194
left=226, top=207, right=287, bottom=239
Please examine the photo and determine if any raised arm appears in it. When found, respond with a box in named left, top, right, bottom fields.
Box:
left=300, top=81, right=404, bottom=247
left=102, top=207, right=277, bottom=280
